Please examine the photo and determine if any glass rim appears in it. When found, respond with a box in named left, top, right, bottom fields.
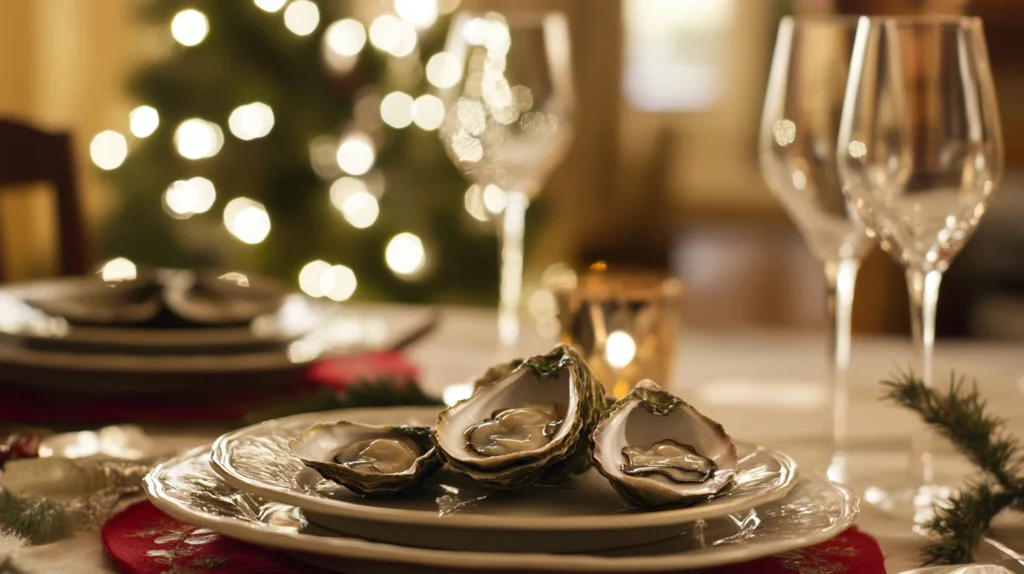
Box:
left=780, top=15, right=862, bottom=27
left=874, top=15, right=983, bottom=29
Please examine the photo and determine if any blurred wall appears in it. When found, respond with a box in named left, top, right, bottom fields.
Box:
left=0, top=0, right=136, bottom=280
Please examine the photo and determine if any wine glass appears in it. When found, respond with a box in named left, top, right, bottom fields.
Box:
left=760, top=16, right=873, bottom=483
left=437, top=11, right=575, bottom=354
left=837, top=16, right=1003, bottom=520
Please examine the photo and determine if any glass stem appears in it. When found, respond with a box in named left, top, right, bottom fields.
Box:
left=906, top=268, right=942, bottom=486
left=824, top=258, right=859, bottom=482
left=498, top=191, right=529, bottom=354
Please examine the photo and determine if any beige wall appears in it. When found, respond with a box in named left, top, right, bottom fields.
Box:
left=0, top=0, right=136, bottom=279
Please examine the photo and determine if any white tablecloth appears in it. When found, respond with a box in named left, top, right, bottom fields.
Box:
left=8, top=306, right=1024, bottom=574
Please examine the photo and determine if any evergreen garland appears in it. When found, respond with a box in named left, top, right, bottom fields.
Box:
left=882, top=373, right=1024, bottom=565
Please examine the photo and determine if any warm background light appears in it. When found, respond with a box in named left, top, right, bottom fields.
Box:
left=253, top=0, right=287, bottom=13
left=394, top=0, right=438, bottom=29
left=228, top=102, right=275, bottom=140
left=284, top=0, right=320, bottom=36
left=128, top=106, right=159, bottom=138
left=385, top=232, right=426, bottom=277
left=171, top=9, right=208, bottom=47
left=324, top=19, right=366, bottom=57
left=336, top=133, right=375, bottom=175
left=426, top=52, right=462, bottom=89
left=223, top=197, right=271, bottom=244
left=100, top=257, right=137, bottom=282
left=380, top=91, right=414, bottom=129
left=175, top=119, right=223, bottom=159
left=411, top=94, right=445, bottom=130
left=90, top=131, right=128, bottom=170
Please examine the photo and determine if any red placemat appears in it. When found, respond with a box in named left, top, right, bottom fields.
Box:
left=0, top=351, right=418, bottom=425
left=103, top=501, right=887, bottom=574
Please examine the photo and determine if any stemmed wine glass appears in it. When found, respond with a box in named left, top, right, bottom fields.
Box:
left=760, top=16, right=874, bottom=483
left=438, top=11, right=575, bottom=354
left=837, top=16, right=1003, bottom=519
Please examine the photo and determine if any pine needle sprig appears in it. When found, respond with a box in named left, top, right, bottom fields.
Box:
left=881, top=372, right=1023, bottom=491
left=882, top=371, right=1024, bottom=565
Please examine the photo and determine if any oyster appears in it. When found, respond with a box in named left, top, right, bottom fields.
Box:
left=290, top=421, right=441, bottom=497
left=26, top=270, right=162, bottom=326
left=163, top=270, right=287, bottom=326
left=592, top=380, right=737, bottom=508
left=433, top=344, right=606, bottom=489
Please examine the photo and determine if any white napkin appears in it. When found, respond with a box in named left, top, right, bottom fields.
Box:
left=901, top=565, right=1021, bottom=574
left=0, top=530, right=27, bottom=572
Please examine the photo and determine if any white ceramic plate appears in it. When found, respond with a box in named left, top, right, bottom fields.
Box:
left=211, top=406, right=799, bottom=553
left=148, top=446, right=857, bottom=573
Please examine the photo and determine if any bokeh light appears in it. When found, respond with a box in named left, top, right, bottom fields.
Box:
left=385, top=232, right=426, bottom=277
left=224, top=197, right=271, bottom=244
left=175, top=119, right=223, bottom=160
left=411, top=94, right=445, bottom=130
left=101, top=257, right=137, bottom=282
left=284, top=0, right=320, bottom=36
left=335, top=133, right=375, bottom=175
left=253, top=0, right=287, bottom=12
left=162, top=177, right=216, bottom=219
left=228, top=102, right=275, bottom=140
left=324, top=19, right=366, bottom=57
left=379, top=91, right=414, bottom=129
left=299, top=260, right=332, bottom=297
left=90, top=131, right=128, bottom=170
left=605, top=330, right=637, bottom=368
left=129, top=106, right=160, bottom=138
left=394, top=0, right=438, bottom=29
left=171, top=9, right=209, bottom=47
left=340, top=191, right=379, bottom=229
left=325, top=265, right=358, bottom=301
left=426, top=52, right=462, bottom=89
left=369, top=14, right=417, bottom=57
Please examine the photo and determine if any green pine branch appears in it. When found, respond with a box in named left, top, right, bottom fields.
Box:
left=882, top=372, right=1024, bottom=565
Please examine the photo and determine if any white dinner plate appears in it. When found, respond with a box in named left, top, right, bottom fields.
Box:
left=211, top=406, right=799, bottom=553
left=148, top=446, right=857, bottom=573
left=0, top=303, right=437, bottom=394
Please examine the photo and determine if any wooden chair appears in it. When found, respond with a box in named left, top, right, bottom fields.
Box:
left=0, top=119, right=91, bottom=282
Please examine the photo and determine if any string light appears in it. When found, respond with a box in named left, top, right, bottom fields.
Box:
left=324, top=19, right=366, bottom=57
left=426, top=52, right=462, bottom=89
left=605, top=330, right=637, bottom=368
left=129, top=106, right=160, bottom=138
left=394, top=0, right=438, bottom=29
left=299, top=260, right=332, bottom=297
left=101, top=258, right=137, bottom=282
left=224, top=197, right=271, bottom=244
left=379, top=91, right=413, bottom=129
left=411, top=94, right=444, bottom=130
left=284, top=0, right=320, bottom=36
left=325, top=265, right=357, bottom=301
left=340, top=191, right=379, bottom=229
left=228, top=102, right=275, bottom=140
left=175, top=119, right=223, bottom=160
left=385, top=232, right=426, bottom=277
left=171, top=9, right=209, bottom=47
left=162, top=177, right=216, bottom=219
left=253, top=0, right=287, bottom=12
left=90, top=131, right=128, bottom=170
left=369, top=14, right=417, bottom=57
left=335, top=133, right=375, bottom=176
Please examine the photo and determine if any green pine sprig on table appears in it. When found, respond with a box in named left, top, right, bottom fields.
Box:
left=882, top=372, right=1024, bottom=565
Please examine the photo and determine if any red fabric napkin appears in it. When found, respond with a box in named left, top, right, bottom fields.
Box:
left=103, top=501, right=887, bottom=574
left=0, top=352, right=417, bottom=425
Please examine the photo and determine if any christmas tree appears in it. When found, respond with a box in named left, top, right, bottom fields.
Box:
left=94, top=0, right=503, bottom=304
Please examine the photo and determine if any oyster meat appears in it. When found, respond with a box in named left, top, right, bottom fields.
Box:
left=592, top=380, right=737, bottom=508
left=433, top=344, right=606, bottom=489
left=290, top=421, right=441, bottom=496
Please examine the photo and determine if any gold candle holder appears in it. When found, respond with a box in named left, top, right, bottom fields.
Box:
left=551, top=266, right=683, bottom=398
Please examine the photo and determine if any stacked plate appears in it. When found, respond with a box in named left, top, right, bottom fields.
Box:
left=145, top=405, right=859, bottom=573
left=0, top=271, right=432, bottom=394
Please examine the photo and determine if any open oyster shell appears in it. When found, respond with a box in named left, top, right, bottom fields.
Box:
left=25, top=270, right=162, bottom=326
left=289, top=421, right=441, bottom=497
left=433, top=344, right=606, bottom=490
left=163, top=270, right=288, bottom=326
left=591, top=380, right=737, bottom=508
